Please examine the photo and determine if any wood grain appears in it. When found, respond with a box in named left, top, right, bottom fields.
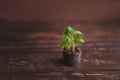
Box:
left=0, top=21, right=120, bottom=79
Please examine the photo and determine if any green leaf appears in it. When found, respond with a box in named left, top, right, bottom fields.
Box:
left=61, top=26, right=85, bottom=48
left=60, top=35, right=73, bottom=48
left=74, top=36, right=84, bottom=44
left=67, top=26, right=73, bottom=30
left=74, top=31, right=82, bottom=35
left=67, top=26, right=74, bottom=33
left=69, top=35, right=74, bottom=44
left=60, top=38, right=66, bottom=48
left=78, top=38, right=84, bottom=43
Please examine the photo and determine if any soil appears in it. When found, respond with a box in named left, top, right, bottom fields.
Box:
left=63, top=47, right=81, bottom=66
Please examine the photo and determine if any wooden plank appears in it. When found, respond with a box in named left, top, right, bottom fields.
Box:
left=0, top=21, right=120, bottom=79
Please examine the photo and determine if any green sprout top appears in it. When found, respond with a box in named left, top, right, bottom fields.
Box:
left=61, top=26, right=84, bottom=49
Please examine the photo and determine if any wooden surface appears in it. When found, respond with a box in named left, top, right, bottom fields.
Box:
left=0, top=21, right=120, bottom=80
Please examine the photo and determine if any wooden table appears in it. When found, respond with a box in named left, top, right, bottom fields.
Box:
left=0, top=21, right=120, bottom=80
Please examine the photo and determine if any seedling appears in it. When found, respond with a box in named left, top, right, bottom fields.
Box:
left=61, top=26, right=84, bottom=52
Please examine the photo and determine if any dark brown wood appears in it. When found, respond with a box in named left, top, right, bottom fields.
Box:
left=0, top=21, right=120, bottom=79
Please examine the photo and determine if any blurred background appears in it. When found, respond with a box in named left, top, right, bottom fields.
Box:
left=0, top=0, right=120, bottom=38
left=0, top=0, right=120, bottom=21
left=0, top=1, right=120, bottom=79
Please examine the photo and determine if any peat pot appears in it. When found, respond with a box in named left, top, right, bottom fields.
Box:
left=63, top=48, right=81, bottom=66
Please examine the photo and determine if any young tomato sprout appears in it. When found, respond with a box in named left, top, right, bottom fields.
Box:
left=61, top=26, right=84, bottom=52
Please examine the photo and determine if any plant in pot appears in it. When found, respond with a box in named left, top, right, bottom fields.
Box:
left=60, top=26, right=84, bottom=66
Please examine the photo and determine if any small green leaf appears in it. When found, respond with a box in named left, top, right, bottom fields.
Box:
left=60, top=35, right=73, bottom=48
left=69, top=35, right=74, bottom=44
left=78, top=38, right=84, bottom=43
left=61, top=39, right=66, bottom=48
left=67, top=26, right=74, bottom=33
left=74, top=36, right=84, bottom=43
left=74, top=31, right=82, bottom=35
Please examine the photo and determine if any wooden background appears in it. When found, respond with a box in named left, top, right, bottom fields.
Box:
left=0, top=0, right=120, bottom=21
left=0, top=0, right=120, bottom=79
left=0, top=21, right=120, bottom=80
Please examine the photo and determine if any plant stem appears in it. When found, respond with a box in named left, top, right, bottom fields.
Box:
left=71, top=44, right=75, bottom=52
